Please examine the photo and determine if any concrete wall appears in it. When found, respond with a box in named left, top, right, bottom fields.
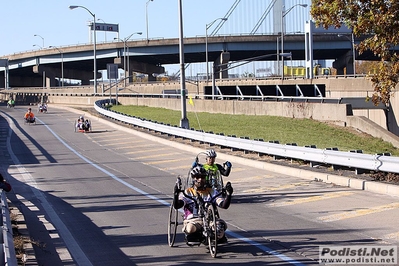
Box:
left=2, top=77, right=399, bottom=147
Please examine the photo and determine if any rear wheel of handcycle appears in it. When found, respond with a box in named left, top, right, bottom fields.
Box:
left=167, top=203, right=179, bottom=247
left=74, top=122, right=77, bottom=132
left=206, top=204, right=218, bottom=258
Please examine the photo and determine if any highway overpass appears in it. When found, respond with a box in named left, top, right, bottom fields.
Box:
left=0, top=34, right=377, bottom=88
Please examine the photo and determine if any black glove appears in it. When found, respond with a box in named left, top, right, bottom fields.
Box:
left=225, top=182, right=233, bottom=195
left=225, top=161, right=232, bottom=168
left=174, top=177, right=181, bottom=195
left=175, top=183, right=181, bottom=194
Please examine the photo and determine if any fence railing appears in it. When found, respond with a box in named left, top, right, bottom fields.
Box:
left=1, top=191, right=17, bottom=266
left=94, top=99, right=399, bottom=174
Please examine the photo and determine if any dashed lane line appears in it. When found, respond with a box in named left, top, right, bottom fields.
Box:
left=144, top=158, right=183, bottom=165
left=269, top=191, right=354, bottom=207
left=135, top=152, right=180, bottom=160
left=123, top=147, right=169, bottom=155
left=318, top=202, right=399, bottom=222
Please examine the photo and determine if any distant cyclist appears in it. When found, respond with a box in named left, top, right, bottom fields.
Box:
left=7, top=98, right=15, bottom=108
left=76, top=115, right=90, bottom=131
left=192, top=149, right=232, bottom=190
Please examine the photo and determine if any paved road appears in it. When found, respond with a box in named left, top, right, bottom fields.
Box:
left=1, top=105, right=398, bottom=265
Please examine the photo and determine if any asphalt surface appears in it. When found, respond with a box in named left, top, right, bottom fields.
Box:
left=1, top=105, right=399, bottom=265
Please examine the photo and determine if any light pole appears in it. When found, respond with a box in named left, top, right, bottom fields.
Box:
left=281, top=3, right=307, bottom=79
left=178, top=0, right=189, bottom=129
left=34, top=34, right=44, bottom=48
left=49, top=46, right=64, bottom=88
left=125, top=32, right=143, bottom=85
left=206, top=17, right=227, bottom=82
left=115, top=32, right=142, bottom=88
left=33, top=44, right=42, bottom=49
left=69, top=5, right=97, bottom=95
left=338, top=33, right=356, bottom=77
left=97, top=18, right=107, bottom=41
left=146, top=0, right=154, bottom=41
left=114, top=38, right=127, bottom=87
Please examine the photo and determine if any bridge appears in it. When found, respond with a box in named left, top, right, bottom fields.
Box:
left=0, top=33, right=377, bottom=88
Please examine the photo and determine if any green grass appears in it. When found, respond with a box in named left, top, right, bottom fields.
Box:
left=110, top=105, right=399, bottom=156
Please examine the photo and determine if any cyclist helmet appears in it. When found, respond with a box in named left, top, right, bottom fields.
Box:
left=190, top=166, right=207, bottom=177
left=28, top=108, right=31, bottom=111
left=205, top=149, right=217, bottom=158
left=79, top=116, right=84, bottom=119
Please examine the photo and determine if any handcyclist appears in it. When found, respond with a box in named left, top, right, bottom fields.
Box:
left=192, top=149, right=232, bottom=190
left=7, top=98, right=15, bottom=108
left=24, top=108, right=35, bottom=123
left=173, top=165, right=233, bottom=245
left=76, top=116, right=90, bottom=131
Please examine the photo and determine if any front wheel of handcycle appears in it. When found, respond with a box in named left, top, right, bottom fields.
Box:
left=167, top=204, right=178, bottom=247
left=206, top=204, right=218, bottom=258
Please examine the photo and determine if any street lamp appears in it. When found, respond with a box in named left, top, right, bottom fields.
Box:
left=338, top=33, right=356, bottom=77
left=146, top=0, right=154, bottom=41
left=33, top=44, right=42, bottom=49
left=69, top=5, right=97, bottom=95
left=125, top=32, right=143, bottom=85
left=49, top=46, right=64, bottom=88
left=97, top=18, right=107, bottom=41
left=206, top=17, right=227, bottom=82
left=178, top=0, right=189, bottom=129
left=34, top=34, right=44, bottom=48
left=114, top=38, right=127, bottom=87
left=281, top=3, right=307, bottom=79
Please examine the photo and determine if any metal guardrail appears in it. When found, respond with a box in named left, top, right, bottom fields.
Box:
left=94, top=99, right=399, bottom=174
left=1, top=191, right=17, bottom=266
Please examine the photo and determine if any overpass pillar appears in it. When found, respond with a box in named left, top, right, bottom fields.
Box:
left=32, top=65, right=57, bottom=87
left=333, top=50, right=354, bottom=75
left=215, top=52, right=230, bottom=79
left=305, top=20, right=314, bottom=79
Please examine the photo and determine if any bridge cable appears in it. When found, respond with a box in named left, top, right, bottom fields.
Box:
left=172, top=0, right=241, bottom=79
left=250, top=0, right=278, bottom=35
left=210, top=0, right=241, bottom=36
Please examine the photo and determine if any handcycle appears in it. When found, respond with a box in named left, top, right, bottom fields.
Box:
left=168, top=175, right=226, bottom=258
left=24, top=117, right=36, bottom=125
left=74, top=119, right=92, bottom=133
left=6, top=102, right=15, bottom=108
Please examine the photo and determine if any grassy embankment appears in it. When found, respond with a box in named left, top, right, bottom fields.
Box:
left=110, top=105, right=399, bottom=156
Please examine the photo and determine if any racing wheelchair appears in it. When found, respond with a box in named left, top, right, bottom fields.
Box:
left=167, top=174, right=227, bottom=258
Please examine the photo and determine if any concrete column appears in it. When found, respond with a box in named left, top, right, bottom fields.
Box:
left=305, top=20, right=314, bottom=79
left=333, top=50, right=354, bottom=75
left=215, top=51, right=230, bottom=79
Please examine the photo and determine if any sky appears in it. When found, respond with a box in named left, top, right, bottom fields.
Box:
left=1, top=0, right=311, bottom=76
